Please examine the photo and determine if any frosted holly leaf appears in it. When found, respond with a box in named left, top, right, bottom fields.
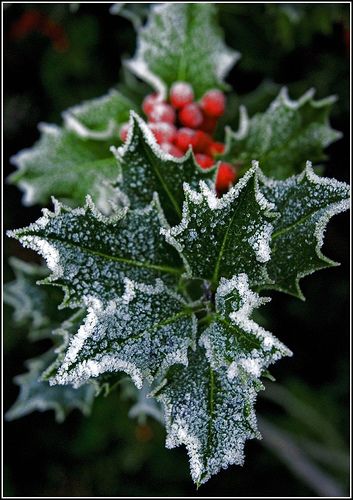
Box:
left=8, top=195, right=181, bottom=309
left=163, top=164, right=277, bottom=288
left=48, top=278, right=197, bottom=389
left=153, top=346, right=263, bottom=486
left=5, top=346, right=96, bottom=423
left=112, top=111, right=215, bottom=224
left=126, top=3, right=239, bottom=99
left=8, top=123, right=119, bottom=209
left=63, top=89, right=136, bottom=140
left=259, top=162, right=350, bottom=298
left=223, top=88, right=342, bottom=179
left=4, top=257, right=67, bottom=341
left=199, top=274, right=292, bottom=380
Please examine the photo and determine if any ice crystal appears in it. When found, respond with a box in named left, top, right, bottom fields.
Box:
left=8, top=195, right=181, bottom=308
left=199, top=274, right=292, bottom=379
left=49, top=278, right=196, bottom=389
left=163, top=164, right=277, bottom=287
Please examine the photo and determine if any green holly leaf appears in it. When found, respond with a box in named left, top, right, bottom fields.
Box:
left=62, top=89, right=136, bottom=140
left=8, top=195, right=181, bottom=308
left=4, top=257, right=68, bottom=341
left=5, top=344, right=96, bottom=423
left=259, top=162, right=350, bottom=298
left=154, top=346, right=263, bottom=486
left=9, top=123, right=119, bottom=209
left=127, top=3, right=239, bottom=99
left=199, top=274, right=292, bottom=378
left=163, top=164, right=277, bottom=287
left=112, top=111, right=215, bottom=224
left=48, top=278, right=196, bottom=389
left=223, top=88, right=342, bottom=179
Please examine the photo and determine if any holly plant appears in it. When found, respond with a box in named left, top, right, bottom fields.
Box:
left=6, top=3, right=349, bottom=487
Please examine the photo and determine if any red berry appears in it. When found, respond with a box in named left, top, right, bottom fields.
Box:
left=200, top=114, right=218, bottom=134
left=149, top=102, right=176, bottom=124
left=201, top=89, right=225, bottom=118
left=142, top=93, right=161, bottom=116
left=170, top=81, right=194, bottom=109
left=175, top=127, right=197, bottom=152
left=195, top=153, right=214, bottom=170
left=148, top=122, right=176, bottom=144
left=160, top=142, right=184, bottom=158
left=216, top=162, right=236, bottom=193
left=119, top=122, right=130, bottom=142
left=193, top=130, right=213, bottom=154
left=208, top=141, right=225, bottom=156
left=179, top=103, right=203, bottom=129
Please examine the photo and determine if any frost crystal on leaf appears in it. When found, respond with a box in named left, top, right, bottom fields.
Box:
left=63, top=89, right=136, bottom=140
left=8, top=195, right=181, bottom=308
left=163, top=164, right=277, bottom=287
left=199, top=274, right=292, bottom=379
left=154, top=347, right=263, bottom=485
left=5, top=347, right=96, bottom=423
left=8, top=123, right=119, bottom=208
left=49, top=278, right=196, bottom=389
left=223, top=88, right=342, bottom=179
left=126, top=3, right=239, bottom=99
left=259, top=161, right=350, bottom=298
left=112, top=111, right=214, bottom=224
left=4, top=257, right=68, bottom=341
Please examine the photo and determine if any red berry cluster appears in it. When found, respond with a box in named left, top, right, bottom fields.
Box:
left=119, top=82, right=237, bottom=194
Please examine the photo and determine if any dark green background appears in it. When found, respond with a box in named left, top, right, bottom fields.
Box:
left=4, top=3, right=350, bottom=497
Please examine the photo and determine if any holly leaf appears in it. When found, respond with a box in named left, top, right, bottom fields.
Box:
left=223, top=88, right=342, bottom=179
left=112, top=111, right=215, bottom=224
left=126, top=3, right=239, bottom=99
left=4, top=257, right=68, bottom=341
left=62, top=89, right=136, bottom=140
left=259, top=162, right=350, bottom=298
left=47, top=278, right=196, bottom=389
left=154, top=346, right=263, bottom=486
left=8, top=195, right=181, bottom=308
left=5, top=344, right=96, bottom=423
left=8, top=123, right=119, bottom=210
left=163, top=164, right=277, bottom=287
left=199, top=274, right=292, bottom=378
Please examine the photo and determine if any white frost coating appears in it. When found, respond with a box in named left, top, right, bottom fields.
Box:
left=248, top=221, right=273, bottom=263
left=200, top=273, right=292, bottom=380
left=64, top=113, right=117, bottom=140
left=50, top=278, right=196, bottom=389
left=126, top=59, right=167, bottom=100
left=19, top=236, right=63, bottom=279
left=113, top=110, right=190, bottom=165
left=270, top=86, right=315, bottom=111
left=225, top=105, right=249, bottom=147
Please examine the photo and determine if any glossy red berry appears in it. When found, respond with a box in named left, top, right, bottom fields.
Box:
left=195, top=153, right=214, bottom=169
left=216, top=162, right=236, bottom=192
left=148, top=122, right=176, bottom=144
left=119, top=122, right=130, bottom=142
left=160, top=142, right=184, bottom=158
left=193, top=130, right=213, bottom=154
left=201, top=89, right=225, bottom=118
left=200, top=114, right=218, bottom=134
left=142, top=93, right=161, bottom=116
left=179, top=103, right=203, bottom=129
left=149, top=102, right=176, bottom=124
left=175, top=127, right=197, bottom=152
left=170, top=81, right=194, bottom=109
left=208, top=141, right=225, bottom=156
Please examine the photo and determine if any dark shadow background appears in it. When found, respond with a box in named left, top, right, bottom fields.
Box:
left=3, top=3, right=350, bottom=497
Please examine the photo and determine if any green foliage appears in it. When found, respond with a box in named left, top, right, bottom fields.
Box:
left=5, top=1, right=349, bottom=488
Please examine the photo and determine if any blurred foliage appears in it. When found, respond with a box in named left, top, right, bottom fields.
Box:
left=4, top=2, right=349, bottom=496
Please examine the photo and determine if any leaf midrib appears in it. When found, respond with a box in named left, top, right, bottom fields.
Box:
left=24, top=231, right=182, bottom=276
